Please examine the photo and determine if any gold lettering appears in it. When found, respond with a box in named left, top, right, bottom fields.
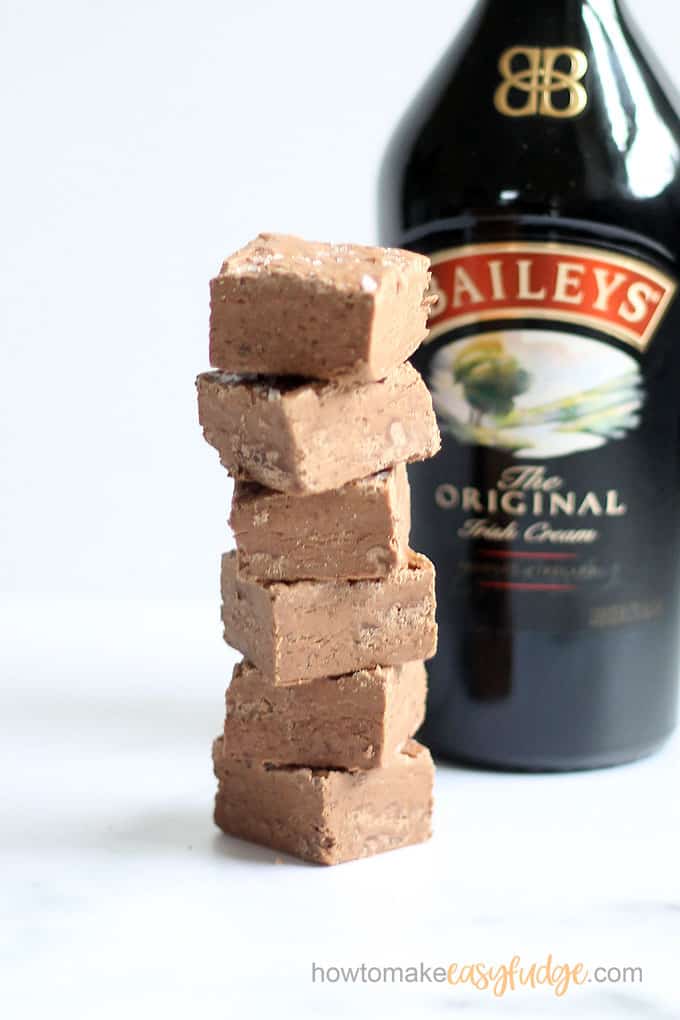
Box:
left=593, top=268, right=628, bottom=312
left=577, top=493, right=603, bottom=516
left=458, top=519, right=520, bottom=541
left=494, top=46, right=588, bottom=119
left=498, top=465, right=562, bottom=491
left=541, top=49, right=589, bottom=118
left=554, top=261, right=585, bottom=304
left=453, top=266, right=484, bottom=307
left=524, top=521, right=598, bottom=543
left=517, top=260, right=547, bottom=300
left=488, top=259, right=506, bottom=300
left=549, top=492, right=576, bottom=515
left=434, top=484, right=459, bottom=509
left=495, top=47, right=541, bottom=117
left=435, top=474, right=628, bottom=522
left=606, top=490, right=627, bottom=516
left=462, top=487, right=483, bottom=512
left=500, top=491, right=527, bottom=515
left=619, top=281, right=661, bottom=324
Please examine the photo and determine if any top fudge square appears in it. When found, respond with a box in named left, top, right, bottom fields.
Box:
left=209, top=233, right=432, bottom=382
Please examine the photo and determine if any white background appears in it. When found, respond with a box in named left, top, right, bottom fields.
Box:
left=2, top=2, right=680, bottom=1018
left=2, top=0, right=677, bottom=603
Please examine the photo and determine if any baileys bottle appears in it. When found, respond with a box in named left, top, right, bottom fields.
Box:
left=379, top=0, right=680, bottom=769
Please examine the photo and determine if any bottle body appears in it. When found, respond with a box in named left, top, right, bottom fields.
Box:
left=379, top=0, right=680, bottom=769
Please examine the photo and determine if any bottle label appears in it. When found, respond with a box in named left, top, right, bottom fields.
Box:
left=415, top=242, right=679, bottom=631
left=428, top=243, right=676, bottom=350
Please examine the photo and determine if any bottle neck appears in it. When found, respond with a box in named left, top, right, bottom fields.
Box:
left=478, top=0, right=622, bottom=11
left=474, top=0, right=626, bottom=25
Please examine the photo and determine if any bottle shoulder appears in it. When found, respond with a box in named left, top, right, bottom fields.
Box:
left=379, top=3, right=680, bottom=258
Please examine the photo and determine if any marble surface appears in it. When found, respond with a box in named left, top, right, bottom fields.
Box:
left=2, top=597, right=679, bottom=1019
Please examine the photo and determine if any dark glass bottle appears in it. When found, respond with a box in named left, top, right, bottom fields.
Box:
left=379, top=0, right=680, bottom=769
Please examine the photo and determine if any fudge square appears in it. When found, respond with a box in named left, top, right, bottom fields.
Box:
left=230, top=464, right=410, bottom=582
left=220, top=550, right=437, bottom=683
left=209, top=233, right=432, bottom=382
left=212, top=736, right=434, bottom=865
left=224, top=660, right=427, bottom=770
left=196, top=361, right=440, bottom=494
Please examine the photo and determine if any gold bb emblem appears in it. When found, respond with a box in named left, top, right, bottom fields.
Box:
left=494, top=46, right=589, bottom=118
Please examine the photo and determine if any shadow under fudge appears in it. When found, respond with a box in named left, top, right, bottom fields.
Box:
left=213, top=736, right=434, bottom=866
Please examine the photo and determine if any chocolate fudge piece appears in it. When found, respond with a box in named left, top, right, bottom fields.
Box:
left=196, top=362, right=440, bottom=494
left=224, top=659, right=427, bottom=770
left=209, top=233, right=432, bottom=382
left=213, top=736, right=434, bottom=865
left=220, top=550, right=437, bottom=683
left=230, top=465, right=411, bottom=581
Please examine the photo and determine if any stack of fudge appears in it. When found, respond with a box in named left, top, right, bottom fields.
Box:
left=196, top=233, right=441, bottom=866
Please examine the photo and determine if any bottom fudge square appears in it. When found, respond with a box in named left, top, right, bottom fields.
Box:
left=212, top=737, right=434, bottom=866
left=224, top=660, right=427, bottom=770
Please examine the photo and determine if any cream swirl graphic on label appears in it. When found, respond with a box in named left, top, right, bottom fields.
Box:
left=430, top=329, right=644, bottom=458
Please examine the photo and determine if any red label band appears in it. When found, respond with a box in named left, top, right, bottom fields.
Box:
left=428, top=243, right=676, bottom=351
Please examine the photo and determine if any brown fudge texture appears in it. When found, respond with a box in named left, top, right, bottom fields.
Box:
left=209, top=233, right=431, bottom=382
left=196, top=361, right=440, bottom=494
left=213, top=736, right=434, bottom=865
left=230, top=464, right=411, bottom=581
left=220, top=549, right=437, bottom=683
left=224, top=659, right=427, bottom=770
